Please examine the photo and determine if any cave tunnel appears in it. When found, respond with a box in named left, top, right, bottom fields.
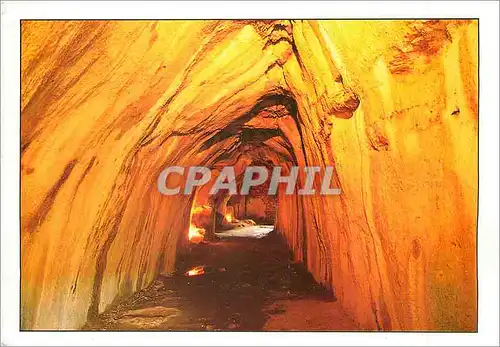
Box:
left=19, top=20, right=478, bottom=332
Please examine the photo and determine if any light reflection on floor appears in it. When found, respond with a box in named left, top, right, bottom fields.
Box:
left=216, top=225, right=274, bottom=239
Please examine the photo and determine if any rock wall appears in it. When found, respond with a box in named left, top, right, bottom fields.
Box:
left=21, top=20, right=477, bottom=330
left=232, top=181, right=277, bottom=224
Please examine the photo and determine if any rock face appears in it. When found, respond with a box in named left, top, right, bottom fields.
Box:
left=231, top=181, right=277, bottom=225
left=21, top=20, right=477, bottom=330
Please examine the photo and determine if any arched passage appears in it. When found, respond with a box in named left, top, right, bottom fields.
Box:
left=20, top=20, right=478, bottom=332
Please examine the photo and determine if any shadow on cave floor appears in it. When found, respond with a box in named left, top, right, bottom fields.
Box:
left=84, top=229, right=360, bottom=331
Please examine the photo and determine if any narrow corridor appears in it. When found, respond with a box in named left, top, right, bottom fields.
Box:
left=85, top=228, right=360, bottom=331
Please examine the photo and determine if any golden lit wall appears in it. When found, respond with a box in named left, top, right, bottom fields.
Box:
left=21, top=20, right=477, bottom=330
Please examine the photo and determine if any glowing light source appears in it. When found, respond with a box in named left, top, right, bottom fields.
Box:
left=188, top=225, right=205, bottom=244
left=185, top=266, right=205, bottom=276
left=225, top=213, right=233, bottom=223
left=191, top=206, right=205, bottom=214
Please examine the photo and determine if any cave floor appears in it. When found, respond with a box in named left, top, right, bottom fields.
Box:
left=84, top=229, right=360, bottom=331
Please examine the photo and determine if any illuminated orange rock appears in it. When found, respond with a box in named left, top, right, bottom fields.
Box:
left=21, top=20, right=477, bottom=330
